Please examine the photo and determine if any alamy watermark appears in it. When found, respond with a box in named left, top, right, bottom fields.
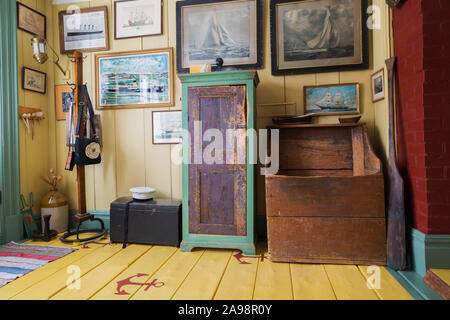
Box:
left=170, top=122, right=280, bottom=176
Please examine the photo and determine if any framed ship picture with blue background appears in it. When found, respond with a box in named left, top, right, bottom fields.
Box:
left=95, top=48, right=174, bottom=110
left=271, top=0, right=369, bottom=75
left=304, top=83, right=360, bottom=116
left=176, top=0, right=263, bottom=73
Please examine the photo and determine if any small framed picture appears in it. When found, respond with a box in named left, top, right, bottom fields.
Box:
left=58, top=6, right=109, bottom=54
left=55, top=85, right=74, bottom=121
left=22, top=67, right=46, bottom=94
left=96, top=48, right=174, bottom=110
left=371, top=69, right=385, bottom=102
left=152, top=111, right=182, bottom=144
left=304, top=83, right=360, bottom=116
left=115, top=0, right=163, bottom=39
left=17, top=2, right=46, bottom=38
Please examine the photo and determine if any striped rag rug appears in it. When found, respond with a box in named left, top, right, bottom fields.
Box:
left=0, top=242, right=77, bottom=288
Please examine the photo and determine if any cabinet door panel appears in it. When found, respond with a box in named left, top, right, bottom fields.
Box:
left=188, top=85, right=247, bottom=236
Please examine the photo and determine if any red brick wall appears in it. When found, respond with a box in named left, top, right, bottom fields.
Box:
left=393, top=0, right=450, bottom=234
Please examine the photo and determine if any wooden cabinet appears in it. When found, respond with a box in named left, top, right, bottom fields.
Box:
left=179, top=71, right=259, bottom=255
left=265, top=124, right=387, bottom=265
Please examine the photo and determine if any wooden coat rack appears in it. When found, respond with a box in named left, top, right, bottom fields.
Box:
left=72, top=51, right=89, bottom=223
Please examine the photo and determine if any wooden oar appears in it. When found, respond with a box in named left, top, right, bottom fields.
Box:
left=386, top=57, right=406, bottom=270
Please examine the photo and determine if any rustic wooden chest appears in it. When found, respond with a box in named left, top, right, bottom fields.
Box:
left=110, top=197, right=182, bottom=247
left=265, top=124, right=387, bottom=265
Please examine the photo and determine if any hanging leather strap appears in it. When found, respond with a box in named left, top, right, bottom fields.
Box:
left=76, top=85, right=97, bottom=138
left=122, top=200, right=134, bottom=249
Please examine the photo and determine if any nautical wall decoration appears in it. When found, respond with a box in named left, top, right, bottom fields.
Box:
left=304, top=83, right=360, bottom=116
left=152, top=111, right=182, bottom=145
left=95, top=48, right=174, bottom=110
left=270, top=0, right=369, bottom=75
left=22, top=67, right=46, bottom=94
left=176, top=0, right=263, bottom=73
left=58, top=6, right=109, bottom=54
left=17, top=2, right=46, bottom=38
left=115, top=0, right=162, bottom=40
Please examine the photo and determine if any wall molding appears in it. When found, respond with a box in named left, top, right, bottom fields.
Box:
left=69, top=210, right=110, bottom=231
left=0, top=0, right=21, bottom=244
left=407, top=226, right=450, bottom=277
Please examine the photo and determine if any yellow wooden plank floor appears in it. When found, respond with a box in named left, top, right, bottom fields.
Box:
left=0, top=238, right=414, bottom=300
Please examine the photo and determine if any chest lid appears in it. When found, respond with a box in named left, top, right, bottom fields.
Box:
left=111, top=197, right=181, bottom=213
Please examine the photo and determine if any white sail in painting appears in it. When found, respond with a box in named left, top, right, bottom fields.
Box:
left=305, top=7, right=340, bottom=53
left=202, top=16, right=236, bottom=48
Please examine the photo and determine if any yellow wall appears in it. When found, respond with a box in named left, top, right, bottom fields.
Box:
left=17, top=0, right=55, bottom=214
left=19, top=0, right=392, bottom=218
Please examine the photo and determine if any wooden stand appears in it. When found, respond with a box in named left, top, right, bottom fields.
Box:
left=72, top=51, right=89, bottom=223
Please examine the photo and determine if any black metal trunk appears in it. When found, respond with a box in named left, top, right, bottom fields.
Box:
left=110, top=197, right=182, bottom=247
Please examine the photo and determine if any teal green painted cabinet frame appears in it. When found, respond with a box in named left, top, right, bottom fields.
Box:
left=0, top=0, right=22, bottom=244
left=179, top=71, right=259, bottom=255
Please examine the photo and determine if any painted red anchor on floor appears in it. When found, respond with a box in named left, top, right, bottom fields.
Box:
left=115, top=273, right=165, bottom=295
left=233, top=252, right=267, bottom=265
left=81, top=241, right=112, bottom=249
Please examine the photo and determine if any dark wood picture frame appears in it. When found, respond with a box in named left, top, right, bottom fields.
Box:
left=114, top=0, right=163, bottom=40
left=303, top=82, right=360, bottom=116
left=270, top=0, right=370, bottom=76
left=22, top=67, right=47, bottom=95
left=152, top=110, right=182, bottom=145
left=58, top=6, right=110, bottom=54
left=17, top=2, right=47, bottom=38
left=95, top=48, right=174, bottom=110
left=371, top=68, right=385, bottom=102
left=176, top=0, right=263, bottom=73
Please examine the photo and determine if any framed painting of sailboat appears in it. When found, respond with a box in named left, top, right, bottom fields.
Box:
left=304, top=83, right=360, bottom=116
left=115, top=0, right=162, bottom=40
left=270, top=0, right=369, bottom=75
left=176, top=0, right=263, bottom=73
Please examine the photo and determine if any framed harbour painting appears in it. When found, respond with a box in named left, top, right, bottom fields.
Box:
left=17, top=2, right=46, bottom=38
left=176, top=0, right=263, bottom=73
left=304, top=83, right=360, bottom=116
left=152, top=111, right=183, bottom=144
left=115, top=0, right=163, bottom=39
left=371, top=68, right=385, bottom=102
left=22, top=67, right=46, bottom=94
left=59, top=6, right=109, bottom=54
left=95, top=48, right=174, bottom=110
left=270, top=0, right=369, bottom=75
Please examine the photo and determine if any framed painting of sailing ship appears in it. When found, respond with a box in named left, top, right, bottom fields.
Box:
left=95, top=48, right=174, bottom=110
left=271, top=0, right=369, bottom=75
left=115, top=0, right=162, bottom=39
left=59, top=6, right=109, bottom=54
left=304, top=83, right=360, bottom=116
left=176, top=0, right=263, bottom=73
left=152, top=111, right=183, bottom=144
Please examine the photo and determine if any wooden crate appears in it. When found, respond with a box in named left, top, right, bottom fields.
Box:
left=265, top=124, right=387, bottom=265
